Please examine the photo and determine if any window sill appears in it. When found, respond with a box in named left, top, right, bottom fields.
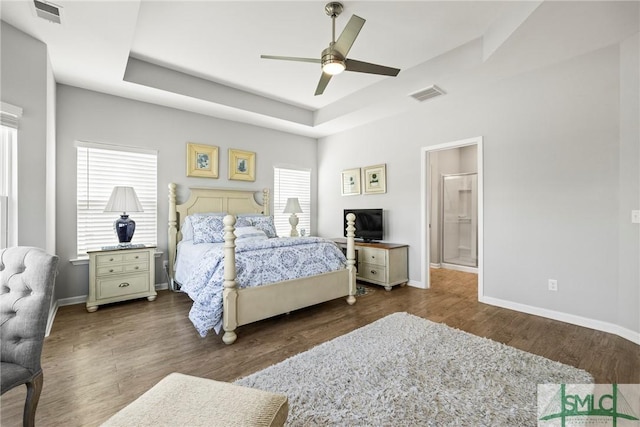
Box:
left=70, top=250, right=163, bottom=266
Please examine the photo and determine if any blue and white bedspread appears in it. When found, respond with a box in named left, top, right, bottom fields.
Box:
left=180, top=237, right=347, bottom=337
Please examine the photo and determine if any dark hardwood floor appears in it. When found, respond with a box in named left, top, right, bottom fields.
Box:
left=1, top=269, right=638, bottom=426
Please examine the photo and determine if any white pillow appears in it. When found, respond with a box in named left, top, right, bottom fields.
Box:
left=191, top=215, right=226, bottom=244
left=237, top=215, right=278, bottom=238
left=234, top=226, right=268, bottom=242
left=181, top=212, right=226, bottom=241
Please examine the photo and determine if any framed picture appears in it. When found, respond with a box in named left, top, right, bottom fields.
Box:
left=228, top=148, right=256, bottom=181
left=341, top=168, right=361, bottom=196
left=363, top=164, right=386, bottom=194
left=187, top=143, right=218, bottom=178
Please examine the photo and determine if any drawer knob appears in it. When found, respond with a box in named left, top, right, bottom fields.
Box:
left=109, top=258, right=114, bottom=261
left=371, top=256, right=375, bottom=259
left=109, top=269, right=114, bottom=273
left=134, top=266, right=139, bottom=270
left=118, top=282, right=130, bottom=288
left=371, top=270, right=377, bottom=274
left=135, top=256, right=139, bottom=259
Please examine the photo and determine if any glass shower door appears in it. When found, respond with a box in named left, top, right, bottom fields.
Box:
left=442, top=173, right=477, bottom=267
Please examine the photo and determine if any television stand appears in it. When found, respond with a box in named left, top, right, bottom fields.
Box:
left=331, top=238, right=408, bottom=291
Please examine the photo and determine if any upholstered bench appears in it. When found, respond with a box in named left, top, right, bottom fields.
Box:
left=102, top=373, right=288, bottom=427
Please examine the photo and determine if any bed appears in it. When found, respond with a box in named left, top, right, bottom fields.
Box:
left=168, top=183, right=357, bottom=344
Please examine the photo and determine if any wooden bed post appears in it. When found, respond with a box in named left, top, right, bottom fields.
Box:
left=168, top=183, right=178, bottom=290
left=262, top=188, right=270, bottom=215
left=222, top=215, right=239, bottom=345
left=345, top=213, right=357, bottom=305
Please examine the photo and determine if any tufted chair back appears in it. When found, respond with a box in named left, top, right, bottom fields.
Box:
left=0, top=246, right=58, bottom=426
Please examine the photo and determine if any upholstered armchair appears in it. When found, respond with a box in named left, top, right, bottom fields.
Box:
left=1, top=247, right=58, bottom=427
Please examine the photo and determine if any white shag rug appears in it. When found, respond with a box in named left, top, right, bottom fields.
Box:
left=234, top=312, right=592, bottom=426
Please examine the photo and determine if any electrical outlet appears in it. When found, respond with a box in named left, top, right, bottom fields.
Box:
left=163, top=260, right=169, bottom=269
left=632, top=210, right=640, bottom=224
left=548, top=279, right=558, bottom=291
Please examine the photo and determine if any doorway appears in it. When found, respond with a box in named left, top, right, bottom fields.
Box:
left=420, top=136, right=483, bottom=299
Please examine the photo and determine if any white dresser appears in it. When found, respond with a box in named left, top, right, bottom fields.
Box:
left=332, top=239, right=408, bottom=291
left=86, top=246, right=157, bottom=312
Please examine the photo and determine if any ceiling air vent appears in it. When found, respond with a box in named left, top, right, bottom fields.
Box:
left=33, top=0, right=61, bottom=24
left=409, top=85, right=445, bottom=102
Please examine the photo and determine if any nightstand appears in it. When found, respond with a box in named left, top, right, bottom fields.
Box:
left=86, top=246, right=157, bottom=312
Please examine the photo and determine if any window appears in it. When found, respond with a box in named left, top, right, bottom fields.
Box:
left=273, top=167, right=311, bottom=237
left=0, top=102, right=21, bottom=249
left=76, top=141, right=157, bottom=256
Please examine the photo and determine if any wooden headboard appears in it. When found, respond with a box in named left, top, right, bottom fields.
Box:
left=167, top=183, right=270, bottom=282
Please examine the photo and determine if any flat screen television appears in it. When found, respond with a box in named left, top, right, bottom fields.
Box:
left=343, top=209, right=383, bottom=242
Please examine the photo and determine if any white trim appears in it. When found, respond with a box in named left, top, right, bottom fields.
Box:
left=480, top=296, right=640, bottom=345
left=0, top=102, right=23, bottom=128
left=75, top=139, right=157, bottom=155
left=430, top=263, right=441, bottom=269
left=155, top=282, right=168, bottom=291
left=58, top=295, right=87, bottom=307
left=441, top=263, right=478, bottom=274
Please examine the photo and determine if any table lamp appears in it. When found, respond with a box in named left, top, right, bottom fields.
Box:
left=283, top=198, right=303, bottom=237
left=104, top=186, right=144, bottom=245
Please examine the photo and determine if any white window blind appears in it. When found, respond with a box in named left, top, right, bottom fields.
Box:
left=0, top=115, right=19, bottom=249
left=273, top=167, right=311, bottom=237
left=76, top=142, right=157, bottom=255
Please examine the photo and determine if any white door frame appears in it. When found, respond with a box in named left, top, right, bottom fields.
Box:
left=420, top=136, right=483, bottom=300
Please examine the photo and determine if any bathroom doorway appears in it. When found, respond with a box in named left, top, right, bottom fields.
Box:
left=420, top=137, right=483, bottom=298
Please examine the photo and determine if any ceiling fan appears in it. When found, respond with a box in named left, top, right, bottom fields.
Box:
left=261, top=2, right=401, bottom=96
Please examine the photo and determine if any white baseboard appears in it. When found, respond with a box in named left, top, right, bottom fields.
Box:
left=480, top=295, right=640, bottom=345
left=58, top=295, right=88, bottom=307
left=441, top=263, right=478, bottom=274
left=430, top=263, right=441, bottom=269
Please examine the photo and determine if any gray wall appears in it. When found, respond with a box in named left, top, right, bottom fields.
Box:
left=56, top=85, right=317, bottom=300
left=317, top=38, right=639, bottom=334
left=0, top=22, right=55, bottom=252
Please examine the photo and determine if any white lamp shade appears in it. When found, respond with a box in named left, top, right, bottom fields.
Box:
left=104, top=186, right=144, bottom=213
left=283, top=198, right=303, bottom=214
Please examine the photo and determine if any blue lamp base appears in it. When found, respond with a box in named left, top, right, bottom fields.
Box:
left=114, top=214, right=136, bottom=244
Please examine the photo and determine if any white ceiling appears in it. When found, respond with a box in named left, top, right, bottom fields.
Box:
left=1, top=1, right=638, bottom=137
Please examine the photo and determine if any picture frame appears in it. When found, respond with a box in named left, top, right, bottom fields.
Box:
left=341, top=168, right=361, bottom=196
left=363, top=164, right=387, bottom=194
left=187, top=143, right=219, bottom=178
left=228, top=148, right=256, bottom=181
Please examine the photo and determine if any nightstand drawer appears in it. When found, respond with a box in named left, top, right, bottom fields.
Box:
left=358, top=263, right=387, bottom=282
left=96, top=253, right=125, bottom=266
left=97, top=273, right=150, bottom=299
left=124, top=262, right=149, bottom=273
left=97, top=265, right=125, bottom=276
left=358, top=248, right=386, bottom=266
left=124, top=251, right=149, bottom=263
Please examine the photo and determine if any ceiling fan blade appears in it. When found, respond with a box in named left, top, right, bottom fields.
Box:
left=314, top=72, right=333, bottom=96
left=345, top=59, right=400, bottom=76
left=261, top=55, right=321, bottom=64
left=333, top=15, right=365, bottom=58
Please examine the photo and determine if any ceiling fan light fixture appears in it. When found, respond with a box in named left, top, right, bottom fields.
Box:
left=323, top=59, right=346, bottom=75
left=321, top=47, right=346, bottom=75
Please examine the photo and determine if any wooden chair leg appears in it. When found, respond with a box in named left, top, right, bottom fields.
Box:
left=23, top=371, right=43, bottom=427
